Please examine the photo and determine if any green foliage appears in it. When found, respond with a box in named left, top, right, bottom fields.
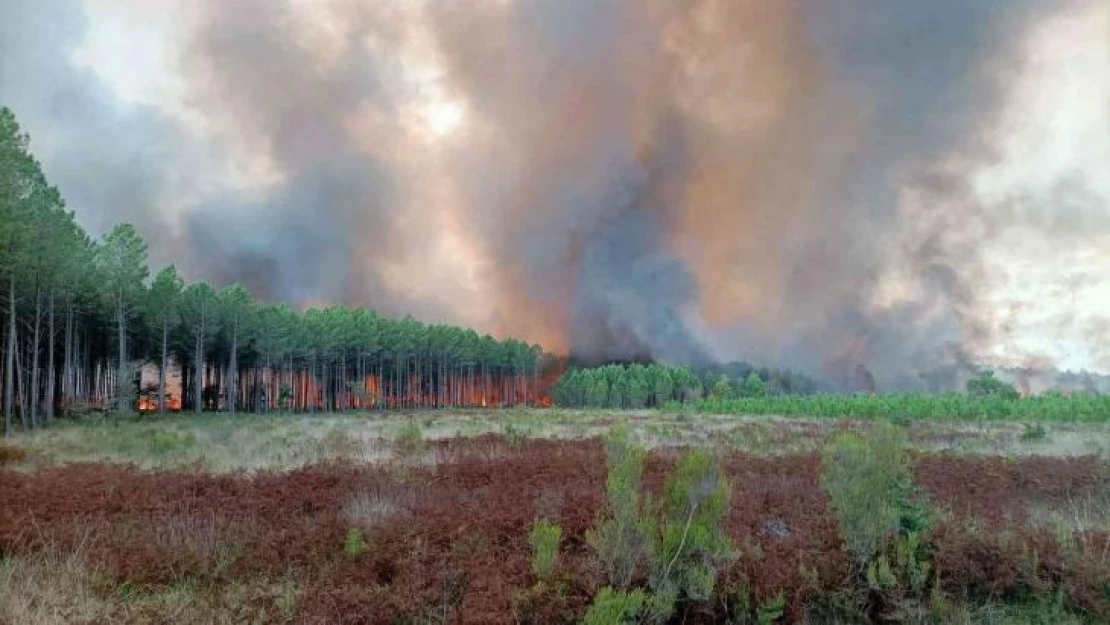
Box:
left=397, top=420, right=424, bottom=453
left=756, top=596, right=785, bottom=624
left=587, top=426, right=655, bottom=589
left=650, top=449, right=736, bottom=614
left=343, top=527, right=367, bottom=557
left=557, top=364, right=1110, bottom=423
left=691, top=391, right=1110, bottom=423
left=586, top=431, right=736, bottom=622
left=0, top=106, right=553, bottom=425
left=529, top=520, right=561, bottom=580
left=555, top=365, right=1110, bottom=425
left=501, top=422, right=528, bottom=449
left=741, top=372, right=769, bottom=398
left=866, top=532, right=931, bottom=597
left=1021, top=422, right=1048, bottom=442
left=967, top=370, right=1021, bottom=400
left=146, top=428, right=196, bottom=454
left=581, top=587, right=649, bottom=625
left=709, top=375, right=733, bottom=400
left=821, top=421, right=915, bottom=566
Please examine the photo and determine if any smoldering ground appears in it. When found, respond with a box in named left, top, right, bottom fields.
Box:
left=2, top=0, right=1107, bottom=389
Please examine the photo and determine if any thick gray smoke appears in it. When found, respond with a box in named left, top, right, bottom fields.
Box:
left=0, top=0, right=190, bottom=258
left=2, top=0, right=1107, bottom=389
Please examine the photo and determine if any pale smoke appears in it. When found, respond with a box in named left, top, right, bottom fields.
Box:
left=2, top=0, right=1107, bottom=389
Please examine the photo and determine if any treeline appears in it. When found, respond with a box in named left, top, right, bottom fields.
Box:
left=550, top=363, right=785, bottom=409
left=0, top=107, right=546, bottom=435
left=556, top=365, right=1110, bottom=421
left=694, top=392, right=1110, bottom=422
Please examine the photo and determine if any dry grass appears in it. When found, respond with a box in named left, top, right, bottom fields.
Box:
left=0, top=549, right=301, bottom=625
left=0, top=445, right=26, bottom=467
left=345, top=486, right=414, bottom=528
left=6, top=409, right=1110, bottom=475
left=0, top=550, right=107, bottom=624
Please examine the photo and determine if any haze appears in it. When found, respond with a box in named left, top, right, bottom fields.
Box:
left=2, top=0, right=1107, bottom=388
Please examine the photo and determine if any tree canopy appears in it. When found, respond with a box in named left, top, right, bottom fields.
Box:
left=0, top=106, right=547, bottom=431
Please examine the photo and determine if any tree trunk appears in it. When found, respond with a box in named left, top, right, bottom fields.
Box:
left=46, top=293, right=55, bottom=422
left=116, top=296, right=127, bottom=413
left=63, top=301, right=72, bottom=405
left=4, top=274, right=14, bottom=436
left=227, top=323, right=238, bottom=413
left=159, top=318, right=168, bottom=414
left=30, top=288, right=41, bottom=428
left=16, top=328, right=27, bottom=430
left=194, top=329, right=203, bottom=415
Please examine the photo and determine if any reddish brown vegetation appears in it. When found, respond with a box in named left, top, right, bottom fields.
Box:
left=1, top=440, right=1108, bottom=623
left=0, top=444, right=25, bottom=467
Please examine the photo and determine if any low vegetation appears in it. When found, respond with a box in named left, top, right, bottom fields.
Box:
left=529, top=520, right=561, bottom=580
left=3, top=412, right=1109, bottom=623
left=555, top=365, right=1110, bottom=422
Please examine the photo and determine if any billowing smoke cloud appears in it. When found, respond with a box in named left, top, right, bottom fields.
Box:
left=0, top=0, right=193, bottom=261
left=3, top=0, right=1107, bottom=388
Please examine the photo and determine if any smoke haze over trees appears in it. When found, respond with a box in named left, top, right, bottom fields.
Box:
left=1, top=107, right=547, bottom=433
left=1, top=0, right=1108, bottom=390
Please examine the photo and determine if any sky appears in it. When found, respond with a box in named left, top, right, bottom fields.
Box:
left=1, top=0, right=1108, bottom=387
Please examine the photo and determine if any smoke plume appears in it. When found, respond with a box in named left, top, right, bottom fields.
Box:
left=2, top=0, right=1108, bottom=389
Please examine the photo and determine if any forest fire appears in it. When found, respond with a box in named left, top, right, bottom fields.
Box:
left=137, top=396, right=183, bottom=412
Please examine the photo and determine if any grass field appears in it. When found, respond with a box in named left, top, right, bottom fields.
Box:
left=9, top=409, right=1110, bottom=473
left=2, top=410, right=1109, bottom=623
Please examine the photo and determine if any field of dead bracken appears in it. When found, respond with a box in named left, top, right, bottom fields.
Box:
left=2, top=411, right=1109, bottom=624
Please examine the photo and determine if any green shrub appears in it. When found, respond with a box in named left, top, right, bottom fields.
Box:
left=397, top=420, right=424, bottom=453
left=709, top=375, right=733, bottom=400
left=582, top=587, right=649, bottom=625
left=866, top=531, right=931, bottom=597
left=967, top=369, right=1020, bottom=400
left=147, top=428, right=196, bottom=454
left=502, top=423, right=527, bottom=450
left=586, top=431, right=736, bottom=622
left=820, top=420, right=913, bottom=566
left=587, top=427, right=655, bottom=589
left=1021, top=422, right=1048, bottom=442
left=731, top=585, right=786, bottom=624
left=649, top=449, right=736, bottom=618
left=343, top=527, right=367, bottom=557
left=741, top=372, right=769, bottom=398
left=529, top=520, right=561, bottom=580
left=756, top=591, right=786, bottom=624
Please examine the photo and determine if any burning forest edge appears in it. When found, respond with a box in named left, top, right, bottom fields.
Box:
left=5, top=105, right=1110, bottom=432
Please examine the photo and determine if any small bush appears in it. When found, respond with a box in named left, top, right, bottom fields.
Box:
left=0, top=444, right=27, bottom=466
left=967, top=369, right=1020, bottom=400
left=502, top=423, right=528, bottom=450
left=323, top=425, right=354, bottom=453
left=866, top=531, right=932, bottom=609
left=582, top=587, right=649, bottom=625
left=650, top=449, right=736, bottom=617
left=343, top=527, right=367, bottom=557
left=756, top=591, right=786, bottom=624
left=397, top=420, right=423, bottom=453
left=732, top=586, right=785, bottom=624
left=740, top=372, right=768, bottom=398
left=147, top=429, right=196, bottom=454
left=586, top=431, right=736, bottom=622
left=821, top=420, right=913, bottom=567
left=529, top=520, right=561, bottom=580
left=587, top=426, right=654, bottom=589
left=1020, top=422, right=1048, bottom=442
